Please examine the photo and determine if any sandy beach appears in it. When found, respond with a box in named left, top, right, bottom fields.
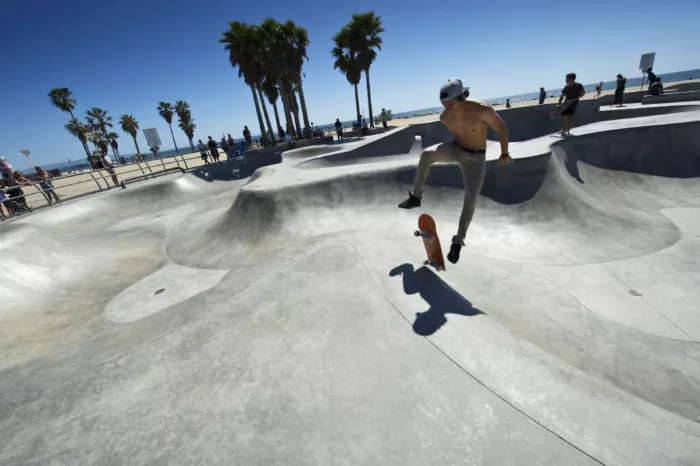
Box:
left=390, top=79, right=696, bottom=127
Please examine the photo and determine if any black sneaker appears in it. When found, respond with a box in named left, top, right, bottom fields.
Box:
left=398, top=192, right=421, bottom=209
left=447, top=243, right=463, bottom=264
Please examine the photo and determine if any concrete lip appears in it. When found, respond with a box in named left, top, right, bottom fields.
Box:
left=1, top=110, right=700, bottom=464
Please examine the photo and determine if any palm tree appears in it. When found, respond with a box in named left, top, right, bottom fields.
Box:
left=221, top=21, right=270, bottom=146
left=119, top=114, right=141, bottom=156
left=65, top=119, right=97, bottom=167
left=262, top=77, right=283, bottom=136
left=157, top=101, right=180, bottom=155
left=282, top=21, right=311, bottom=132
left=332, top=25, right=362, bottom=123
left=107, top=132, right=122, bottom=163
left=348, top=12, right=384, bottom=128
left=49, top=87, right=92, bottom=158
left=174, top=100, right=196, bottom=152
left=85, top=107, right=117, bottom=159
left=178, top=120, right=197, bottom=152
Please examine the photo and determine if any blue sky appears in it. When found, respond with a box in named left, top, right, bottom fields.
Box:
left=1, top=0, right=699, bottom=167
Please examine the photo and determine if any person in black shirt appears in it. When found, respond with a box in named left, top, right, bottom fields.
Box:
left=539, top=87, right=546, bottom=104
left=649, top=77, right=663, bottom=96
left=646, top=68, right=656, bottom=90
left=612, top=74, right=626, bottom=107
left=207, top=136, right=220, bottom=163
left=557, top=72, right=586, bottom=136
left=335, top=118, right=343, bottom=140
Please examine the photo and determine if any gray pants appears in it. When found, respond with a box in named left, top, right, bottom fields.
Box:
left=412, top=142, right=487, bottom=245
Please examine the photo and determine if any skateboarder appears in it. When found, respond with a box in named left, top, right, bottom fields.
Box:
left=399, top=78, right=513, bottom=264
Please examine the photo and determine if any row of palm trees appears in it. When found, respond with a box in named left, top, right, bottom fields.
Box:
left=220, top=18, right=312, bottom=146
left=331, top=12, right=384, bottom=129
left=49, top=88, right=198, bottom=167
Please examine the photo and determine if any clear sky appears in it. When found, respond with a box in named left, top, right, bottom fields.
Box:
left=1, top=0, right=699, bottom=166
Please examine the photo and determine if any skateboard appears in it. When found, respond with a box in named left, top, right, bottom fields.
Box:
left=414, top=214, right=446, bottom=271
left=549, top=98, right=575, bottom=119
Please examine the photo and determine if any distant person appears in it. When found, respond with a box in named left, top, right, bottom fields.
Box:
left=379, top=108, right=390, bottom=129
left=335, top=118, right=343, bottom=140
left=612, top=74, right=627, bottom=106
left=539, top=87, right=546, bottom=104
left=34, top=166, right=61, bottom=204
left=100, top=151, right=119, bottom=187
left=0, top=157, right=13, bottom=178
left=398, top=78, right=512, bottom=264
left=227, top=133, right=235, bottom=151
left=646, top=68, right=656, bottom=90
left=243, top=126, right=252, bottom=147
left=556, top=72, right=586, bottom=136
left=5, top=171, right=31, bottom=211
left=198, top=139, right=210, bottom=165
left=505, top=98, right=511, bottom=108
left=649, top=77, right=664, bottom=96
left=595, top=81, right=603, bottom=98
left=220, top=136, right=231, bottom=160
left=278, top=126, right=286, bottom=141
left=361, top=118, right=368, bottom=136
left=207, top=136, right=220, bottom=163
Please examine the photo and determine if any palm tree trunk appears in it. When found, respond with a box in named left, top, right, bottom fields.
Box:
left=280, top=80, right=296, bottom=138
left=354, top=84, right=361, bottom=122
left=188, top=138, right=195, bottom=153
left=365, top=68, right=374, bottom=128
left=169, top=124, right=179, bottom=155
left=289, top=89, right=303, bottom=138
left=250, top=85, right=268, bottom=146
left=132, top=135, right=141, bottom=155
left=280, top=91, right=294, bottom=138
left=257, top=84, right=276, bottom=145
left=297, top=80, right=311, bottom=131
left=271, top=100, right=282, bottom=137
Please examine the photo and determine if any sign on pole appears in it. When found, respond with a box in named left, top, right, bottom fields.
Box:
left=143, top=128, right=162, bottom=150
left=639, top=52, right=656, bottom=71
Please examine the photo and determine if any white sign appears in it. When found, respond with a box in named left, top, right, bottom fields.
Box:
left=639, top=52, right=656, bottom=71
left=143, top=128, right=162, bottom=149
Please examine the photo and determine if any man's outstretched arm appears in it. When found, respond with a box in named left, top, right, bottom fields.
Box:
left=483, top=106, right=513, bottom=165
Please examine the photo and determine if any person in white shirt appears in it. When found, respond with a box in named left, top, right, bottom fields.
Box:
left=101, top=151, right=119, bottom=187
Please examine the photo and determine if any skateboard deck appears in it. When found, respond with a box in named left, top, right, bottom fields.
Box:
left=549, top=98, right=575, bottom=119
left=414, top=214, right=446, bottom=271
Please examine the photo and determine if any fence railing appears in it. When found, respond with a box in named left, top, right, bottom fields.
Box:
left=0, top=150, right=235, bottom=221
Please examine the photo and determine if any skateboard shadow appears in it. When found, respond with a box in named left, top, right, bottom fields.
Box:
left=389, top=263, right=484, bottom=336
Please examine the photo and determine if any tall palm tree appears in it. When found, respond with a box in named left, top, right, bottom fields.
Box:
left=85, top=107, right=117, bottom=158
left=157, top=101, right=180, bottom=155
left=332, top=25, right=362, bottom=122
left=65, top=119, right=97, bottom=167
left=119, top=114, right=141, bottom=156
left=107, top=132, right=121, bottom=163
left=49, top=87, right=92, bottom=158
left=283, top=21, right=311, bottom=132
left=178, top=120, right=196, bottom=152
left=262, top=77, right=283, bottom=135
left=174, top=100, right=195, bottom=152
left=220, top=21, right=270, bottom=146
left=348, top=12, right=384, bottom=128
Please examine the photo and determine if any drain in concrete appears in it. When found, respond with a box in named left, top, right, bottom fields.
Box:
left=154, top=288, right=166, bottom=295
left=628, top=289, right=643, bottom=297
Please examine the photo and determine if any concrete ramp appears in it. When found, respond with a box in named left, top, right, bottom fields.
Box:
left=1, top=112, right=700, bottom=465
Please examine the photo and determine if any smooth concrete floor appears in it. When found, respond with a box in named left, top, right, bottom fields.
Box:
left=1, top=110, right=700, bottom=465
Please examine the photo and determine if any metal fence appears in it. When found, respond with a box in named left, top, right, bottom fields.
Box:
left=0, top=151, right=225, bottom=221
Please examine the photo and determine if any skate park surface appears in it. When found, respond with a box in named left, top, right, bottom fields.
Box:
left=1, top=104, right=700, bottom=465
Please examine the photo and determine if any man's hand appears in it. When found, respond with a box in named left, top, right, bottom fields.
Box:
left=497, top=153, right=514, bottom=166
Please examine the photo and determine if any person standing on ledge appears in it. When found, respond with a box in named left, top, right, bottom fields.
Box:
left=612, top=74, right=626, bottom=106
left=398, top=78, right=513, bottom=264
left=557, top=72, right=585, bottom=136
left=539, top=87, right=547, bottom=104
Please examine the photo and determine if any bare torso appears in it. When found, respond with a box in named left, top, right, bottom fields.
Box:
left=440, top=100, right=491, bottom=149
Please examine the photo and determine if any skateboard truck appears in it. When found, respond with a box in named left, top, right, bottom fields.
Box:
left=414, top=230, right=435, bottom=243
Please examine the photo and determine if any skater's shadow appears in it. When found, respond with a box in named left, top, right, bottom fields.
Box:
left=389, top=263, right=483, bottom=336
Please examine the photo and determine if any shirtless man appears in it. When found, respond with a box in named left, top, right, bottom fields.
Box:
left=399, top=78, right=513, bottom=264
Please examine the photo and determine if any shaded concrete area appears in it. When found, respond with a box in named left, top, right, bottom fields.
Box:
left=1, top=106, right=700, bottom=465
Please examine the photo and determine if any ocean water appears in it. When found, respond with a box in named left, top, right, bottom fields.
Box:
left=25, top=68, right=700, bottom=175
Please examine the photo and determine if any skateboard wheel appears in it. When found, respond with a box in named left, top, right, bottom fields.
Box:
left=423, top=260, right=429, bottom=265
left=414, top=230, right=421, bottom=237
left=429, top=237, right=434, bottom=244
